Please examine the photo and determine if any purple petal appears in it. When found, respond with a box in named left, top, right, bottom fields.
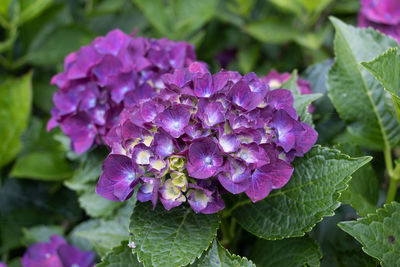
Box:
left=159, top=180, right=185, bottom=210
left=94, top=29, right=129, bottom=56
left=187, top=139, right=224, bottom=179
left=60, top=112, right=96, bottom=154
left=228, top=79, right=266, bottom=111
left=218, top=159, right=251, bottom=194
left=153, top=131, right=175, bottom=157
left=154, top=105, right=191, bottom=138
left=245, top=159, right=293, bottom=202
left=218, top=134, right=240, bottom=153
left=137, top=177, right=160, bottom=209
left=236, top=143, right=269, bottom=168
left=360, top=0, right=400, bottom=25
left=67, top=46, right=101, bottom=80
left=202, top=102, right=225, bottom=127
left=57, top=244, right=95, bottom=267
left=95, top=154, right=139, bottom=201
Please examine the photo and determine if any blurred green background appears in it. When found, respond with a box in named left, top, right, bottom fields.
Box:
left=0, top=0, right=362, bottom=264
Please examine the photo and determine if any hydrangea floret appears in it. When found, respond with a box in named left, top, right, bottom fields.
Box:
left=21, top=235, right=94, bottom=267
left=358, top=0, right=400, bottom=42
left=96, top=61, right=318, bottom=214
left=262, top=70, right=314, bottom=112
left=48, top=29, right=196, bottom=153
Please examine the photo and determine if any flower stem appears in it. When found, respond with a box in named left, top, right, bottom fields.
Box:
left=384, top=146, right=399, bottom=203
left=222, top=199, right=251, bottom=218
left=387, top=177, right=398, bottom=204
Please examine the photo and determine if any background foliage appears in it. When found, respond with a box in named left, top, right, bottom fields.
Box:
left=1, top=0, right=398, bottom=266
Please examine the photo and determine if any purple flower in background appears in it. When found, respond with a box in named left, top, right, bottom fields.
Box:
left=358, top=0, right=400, bottom=42
left=0, top=262, right=7, bottom=267
left=96, top=61, right=317, bottom=213
left=262, top=70, right=314, bottom=113
left=48, top=29, right=197, bottom=154
left=21, top=235, right=94, bottom=267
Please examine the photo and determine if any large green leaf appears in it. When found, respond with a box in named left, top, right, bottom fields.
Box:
left=361, top=47, right=400, bottom=124
left=0, top=73, right=32, bottom=168
left=132, top=0, right=217, bottom=40
left=78, top=189, right=122, bottom=218
left=98, top=241, right=143, bottom=267
left=27, top=25, right=94, bottom=66
left=244, top=18, right=298, bottom=44
left=72, top=199, right=135, bottom=256
left=327, top=17, right=400, bottom=149
left=251, top=236, right=321, bottom=267
left=10, top=151, right=72, bottom=181
left=192, top=240, right=255, bottom=267
left=338, top=202, right=400, bottom=267
left=232, top=146, right=371, bottom=239
left=336, top=144, right=379, bottom=217
left=129, top=202, right=220, bottom=267
left=22, top=225, right=64, bottom=246
left=17, top=0, right=53, bottom=25
left=281, top=71, right=322, bottom=126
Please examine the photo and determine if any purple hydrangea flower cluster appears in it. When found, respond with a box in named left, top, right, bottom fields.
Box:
left=261, top=70, right=314, bottom=113
left=21, top=235, right=94, bottom=267
left=0, top=262, right=6, bottom=267
left=48, top=29, right=196, bottom=154
left=358, top=0, right=400, bottom=42
left=96, top=61, right=317, bottom=214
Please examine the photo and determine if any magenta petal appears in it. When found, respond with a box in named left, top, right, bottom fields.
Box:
left=360, top=0, right=400, bottom=25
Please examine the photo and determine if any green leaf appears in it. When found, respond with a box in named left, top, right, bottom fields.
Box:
left=72, top=199, right=135, bottom=256
left=335, top=144, right=379, bottom=216
left=64, top=150, right=105, bottom=191
left=0, top=73, right=32, bottom=168
left=244, top=18, right=298, bottom=44
left=133, top=0, right=217, bottom=40
left=281, top=71, right=322, bottom=126
left=192, top=240, right=255, bottom=267
left=129, top=202, right=220, bottom=267
left=27, top=25, right=94, bottom=66
left=22, top=225, right=64, bottom=246
left=361, top=47, right=400, bottom=124
left=338, top=202, right=400, bottom=267
left=327, top=17, right=400, bottom=149
left=232, top=145, right=371, bottom=239
left=98, top=241, right=143, bottom=267
left=17, top=0, right=53, bottom=25
left=0, top=0, right=12, bottom=15
left=78, top=189, right=122, bottom=218
left=251, top=236, right=321, bottom=267
left=10, top=151, right=72, bottom=181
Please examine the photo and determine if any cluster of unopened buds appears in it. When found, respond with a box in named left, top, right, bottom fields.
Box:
left=358, top=0, right=400, bottom=42
left=50, top=30, right=318, bottom=214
